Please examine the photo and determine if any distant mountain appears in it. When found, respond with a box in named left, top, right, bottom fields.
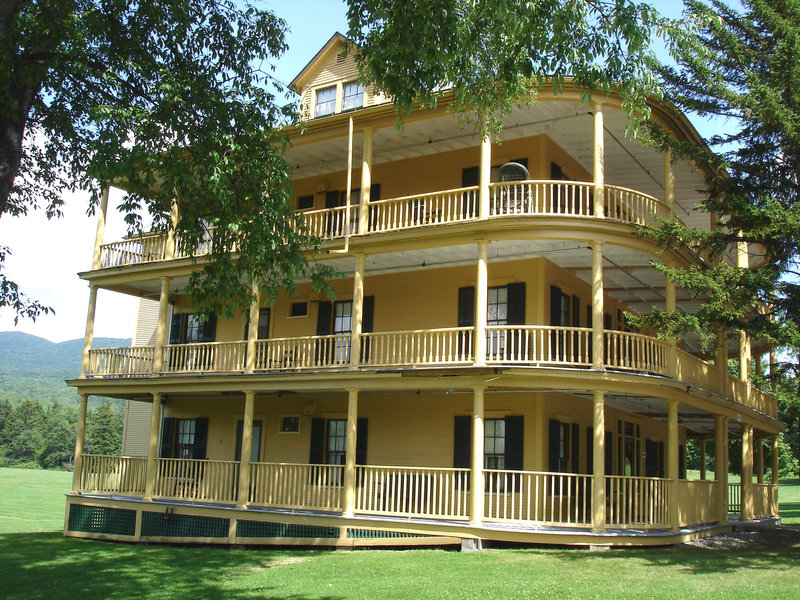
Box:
left=0, top=332, right=130, bottom=404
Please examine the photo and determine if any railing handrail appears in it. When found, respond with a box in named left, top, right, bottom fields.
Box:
left=358, top=464, right=468, bottom=473
left=165, top=340, right=246, bottom=348
left=369, top=185, right=479, bottom=206
left=362, top=326, right=473, bottom=336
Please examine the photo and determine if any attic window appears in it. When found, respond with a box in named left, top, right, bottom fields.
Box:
left=342, top=82, right=364, bottom=111
left=315, top=86, right=336, bottom=117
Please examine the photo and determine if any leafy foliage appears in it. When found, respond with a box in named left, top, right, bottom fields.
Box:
left=346, top=0, right=672, bottom=134
left=0, top=0, right=334, bottom=321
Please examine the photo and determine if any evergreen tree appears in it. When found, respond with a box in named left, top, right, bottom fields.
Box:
left=0, top=399, right=45, bottom=466
left=39, top=402, right=77, bottom=470
left=85, top=400, right=122, bottom=457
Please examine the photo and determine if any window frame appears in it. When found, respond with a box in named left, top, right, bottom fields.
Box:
left=314, top=85, right=336, bottom=117
left=342, top=81, right=364, bottom=111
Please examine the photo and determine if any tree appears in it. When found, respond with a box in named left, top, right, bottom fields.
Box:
left=1, top=0, right=333, bottom=321
left=345, top=0, right=670, bottom=134
left=38, top=402, right=77, bottom=469
left=632, top=1, right=800, bottom=360
left=85, top=399, right=122, bottom=456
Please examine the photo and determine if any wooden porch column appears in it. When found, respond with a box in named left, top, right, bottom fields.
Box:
left=664, top=263, right=678, bottom=377
left=479, top=133, right=492, bottom=219
left=165, top=199, right=180, bottom=260
left=71, top=393, right=89, bottom=493
left=143, top=392, right=163, bottom=502
left=664, top=150, right=675, bottom=219
left=470, top=386, right=485, bottom=526
left=91, top=185, right=109, bottom=270
left=590, top=241, right=604, bottom=370
left=740, top=424, right=754, bottom=521
left=591, top=390, right=606, bottom=531
left=772, top=435, right=780, bottom=517
left=152, top=277, right=172, bottom=374
left=716, top=328, right=729, bottom=394
left=474, top=240, right=488, bottom=366
left=714, top=415, right=729, bottom=522
left=592, top=101, right=605, bottom=218
left=756, top=437, right=764, bottom=484
left=769, top=349, right=777, bottom=393
left=350, top=254, right=366, bottom=369
left=359, top=127, right=374, bottom=234
left=342, top=389, right=359, bottom=517
left=667, top=399, right=680, bottom=531
left=737, top=237, right=750, bottom=383
left=245, top=280, right=260, bottom=373
left=699, top=439, right=707, bottom=480
left=237, top=391, right=256, bottom=508
left=80, top=285, right=98, bottom=377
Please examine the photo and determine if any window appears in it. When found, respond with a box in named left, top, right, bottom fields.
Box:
left=280, top=416, right=300, bottom=433
left=159, top=417, right=208, bottom=459
left=453, top=415, right=523, bottom=471
left=486, top=286, right=508, bottom=357
left=549, top=419, right=580, bottom=473
left=234, top=420, right=263, bottom=462
left=314, top=86, right=336, bottom=117
left=618, top=419, right=641, bottom=476
left=309, top=417, right=368, bottom=466
left=326, top=419, right=347, bottom=465
left=315, top=297, right=374, bottom=362
left=170, top=312, right=216, bottom=344
left=484, top=418, right=506, bottom=469
left=342, top=81, right=364, bottom=111
left=243, top=307, right=270, bottom=340
left=333, top=300, right=352, bottom=362
left=290, top=302, right=308, bottom=318
left=297, top=195, right=314, bottom=210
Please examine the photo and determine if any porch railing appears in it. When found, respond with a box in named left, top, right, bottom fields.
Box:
left=162, top=341, right=247, bottom=374
left=249, top=462, right=344, bottom=511
left=354, top=465, right=470, bottom=519
left=368, top=187, right=479, bottom=232
left=361, top=328, right=473, bottom=367
left=484, top=470, right=592, bottom=525
left=485, top=326, right=592, bottom=366
left=153, top=457, right=239, bottom=503
left=80, top=455, right=148, bottom=495
left=88, top=346, right=154, bottom=377
left=752, top=482, right=776, bottom=518
left=253, top=334, right=351, bottom=370
left=677, top=479, right=717, bottom=526
left=98, top=234, right=168, bottom=267
left=606, top=475, right=671, bottom=528
left=728, top=482, right=742, bottom=513
left=302, top=205, right=360, bottom=239
left=604, top=330, right=670, bottom=375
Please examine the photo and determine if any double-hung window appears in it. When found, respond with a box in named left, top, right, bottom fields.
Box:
left=342, top=81, right=364, bottom=111
left=486, top=286, right=508, bottom=358
left=484, top=418, right=506, bottom=470
left=314, top=86, right=336, bottom=117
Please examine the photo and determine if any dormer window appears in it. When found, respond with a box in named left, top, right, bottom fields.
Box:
left=342, top=81, right=364, bottom=111
left=315, top=86, right=336, bottom=117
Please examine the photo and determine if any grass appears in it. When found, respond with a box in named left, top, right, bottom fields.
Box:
left=1, top=468, right=799, bottom=599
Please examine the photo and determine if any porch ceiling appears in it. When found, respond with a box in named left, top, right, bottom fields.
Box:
left=285, top=100, right=710, bottom=232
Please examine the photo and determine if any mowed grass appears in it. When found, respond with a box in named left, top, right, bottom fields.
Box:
left=0, top=468, right=799, bottom=600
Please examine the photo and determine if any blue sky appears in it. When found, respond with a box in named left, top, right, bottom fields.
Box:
left=0, top=1, right=730, bottom=343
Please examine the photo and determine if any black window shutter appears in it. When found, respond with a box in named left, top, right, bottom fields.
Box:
left=370, top=183, right=380, bottom=201
left=234, top=420, right=244, bottom=461
left=202, top=314, right=217, bottom=342
left=356, top=418, right=368, bottom=464
left=572, top=296, right=581, bottom=327
left=504, top=416, right=524, bottom=470
left=325, top=190, right=341, bottom=208
left=605, top=431, right=614, bottom=475
left=159, top=417, right=175, bottom=458
left=586, top=427, right=593, bottom=475
left=548, top=419, right=561, bottom=472
left=169, top=313, right=184, bottom=344
left=309, top=418, right=326, bottom=464
left=551, top=162, right=563, bottom=180
left=361, top=296, right=375, bottom=361
left=316, top=302, right=332, bottom=335
left=453, top=416, right=471, bottom=468
left=571, top=422, right=580, bottom=473
left=679, top=445, right=686, bottom=479
left=457, top=286, right=475, bottom=327
left=507, top=282, right=526, bottom=325
left=604, top=313, right=613, bottom=329
left=462, top=166, right=479, bottom=187
left=192, top=417, right=209, bottom=459
left=658, top=441, right=665, bottom=478
left=550, top=286, right=562, bottom=326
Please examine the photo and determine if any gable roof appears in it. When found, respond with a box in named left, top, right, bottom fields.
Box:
left=290, top=32, right=350, bottom=92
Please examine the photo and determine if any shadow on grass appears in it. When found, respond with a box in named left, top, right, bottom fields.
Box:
left=0, top=532, right=341, bottom=600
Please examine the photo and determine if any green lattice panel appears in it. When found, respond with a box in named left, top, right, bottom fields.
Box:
left=141, top=511, right=228, bottom=538
left=347, top=528, right=431, bottom=539
left=236, top=520, right=338, bottom=539
left=67, top=505, right=136, bottom=536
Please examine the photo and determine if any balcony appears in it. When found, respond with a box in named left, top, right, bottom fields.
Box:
left=94, top=180, right=668, bottom=270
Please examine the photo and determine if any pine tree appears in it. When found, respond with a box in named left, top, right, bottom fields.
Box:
left=85, top=400, right=123, bottom=457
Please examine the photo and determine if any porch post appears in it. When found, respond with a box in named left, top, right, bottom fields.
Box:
left=470, top=386, right=485, bottom=526
left=80, top=285, right=98, bottom=377
left=716, top=328, right=729, bottom=394
left=590, top=241, right=605, bottom=369
left=350, top=253, right=366, bottom=369
left=165, top=199, right=180, bottom=260
left=71, top=393, right=89, bottom=493
left=592, top=101, right=605, bottom=218
left=245, top=280, right=260, bottom=373
left=152, top=276, right=171, bottom=374
left=342, top=388, right=359, bottom=517
left=772, top=435, right=780, bottom=517
left=91, top=185, right=109, bottom=270
left=664, top=150, right=675, bottom=219
left=591, top=390, right=606, bottom=531
left=714, top=415, right=729, bottom=522
left=756, top=437, right=764, bottom=484
left=474, top=240, right=488, bottom=366
left=737, top=237, right=750, bottom=384
left=664, top=263, right=678, bottom=378
left=699, top=438, right=707, bottom=480
left=667, top=399, right=680, bottom=531
left=143, top=392, right=163, bottom=502
left=359, top=127, right=374, bottom=234
left=479, top=134, right=491, bottom=219
left=237, top=391, right=256, bottom=509
left=740, top=423, right=754, bottom=521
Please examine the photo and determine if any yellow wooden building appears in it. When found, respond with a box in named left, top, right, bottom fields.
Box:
left=65, top=34, right=782, bottom=548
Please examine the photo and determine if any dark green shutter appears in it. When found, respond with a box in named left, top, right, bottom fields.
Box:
left=458, top=286, right=475, bottom=327
left=169, top=313, right=184, bottom=344
left=504, top=416, right=524, bottom=470
left=202, top=314, right=217, bottom=342
left=462, top=166, right=479, bottom=187
left=316, top=302, right=332, bottom=335
left=159, top=417, right=175, bottom=458
left=548, top=419, right=561, bottom=472
left=605, top=431, right=614, bottom=475
left=507, top=283, right=526, bottom=325
left=234, top=421, right=244, bottom=461
left=571, top=422, right=580, bottom=473
left=309, top=418, right=325, bottom=464
left=679, top=445, right=686, bottom=479
left=356, top=418, right=368, bottom=465
left=192, top=418, right=209, bottom=459
left=453, top=416, right=471, bottom=468
left=586, top=427, right=593, bottom=475
left=360, top=296, right=375, bottom=361
left=550, top=286, right=562, bottom=326
left=572, top=296, right=581, bottom=327
left=370, top=183, right=380, bottom=201
left=658, top=441, right=665, bottom=477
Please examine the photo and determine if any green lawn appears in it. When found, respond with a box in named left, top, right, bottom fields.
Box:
left=1, top=468, right=799, bottom=600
